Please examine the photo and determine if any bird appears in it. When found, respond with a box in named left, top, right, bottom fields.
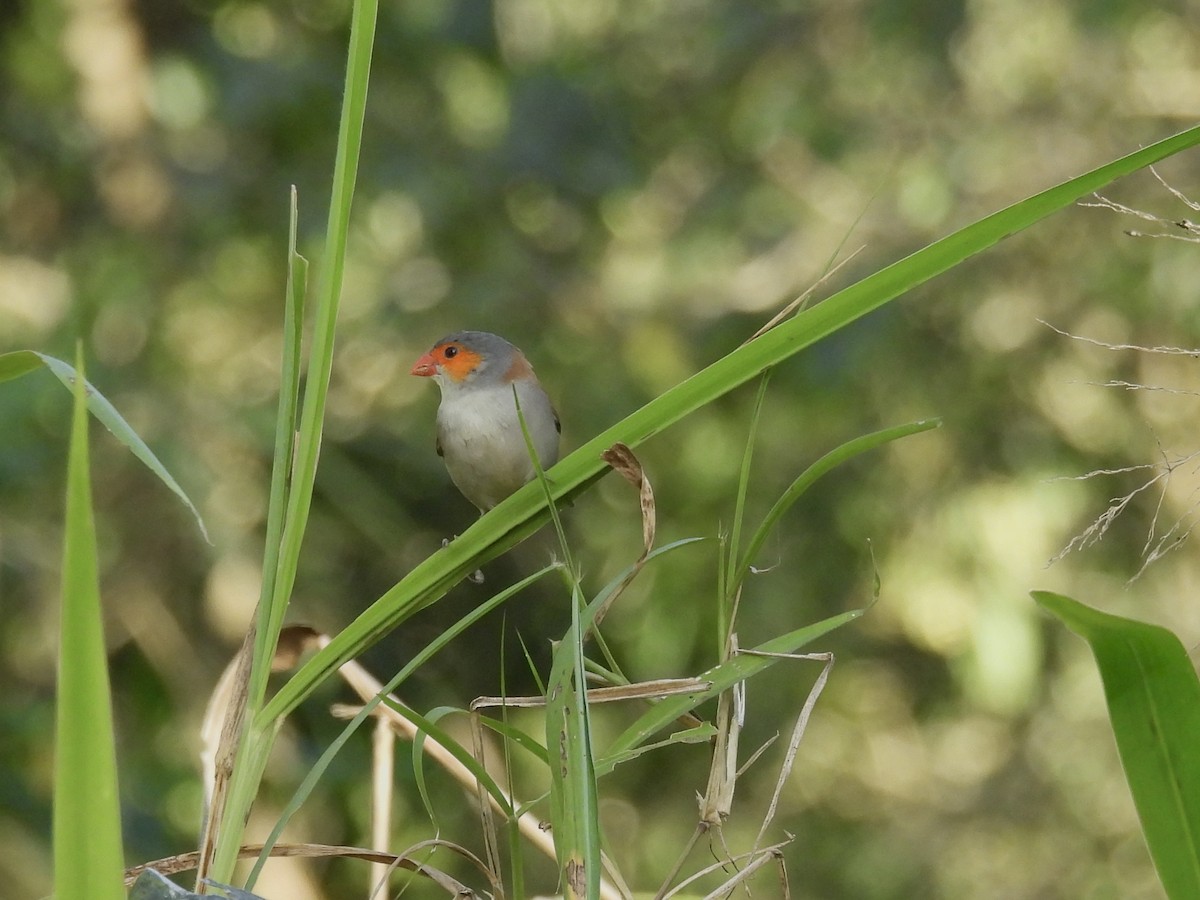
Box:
left=411, top=331, right=561, bottom=513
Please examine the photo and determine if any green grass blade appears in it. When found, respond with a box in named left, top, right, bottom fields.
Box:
left=728, top=373, right=772, bottom=573
left=602, top=724, right=717, bottom=770
left=0, top=349, right=209, bottom=541
left=545, top=581, right=602, bottom=899
left=721, top=373, right=772, bottom=650
left=1033, top=591, right=1200, bottom=899
left=736, top=418, right=941, bottom=584
left=53, top=349, right=124, bottom=900
left=209, top=0, right=378, bottom=882
left=601, top=608, right=864, bottom=769
left=521, top=385, right=605, bottom=893
left=266, top=127, right=1200, bottom=722
left=0, top=349, right=43, bottom=381
left=261, top=0, right=376, bottom=660
left=407, top=705, right=517, bottom=820
left=495, top=625, right=526, bottom=898
left=582, top=536, right=707, bottom=682
left=210, top=180, right=308, bottom=893
left=253, top=186, right=308, bottom=695
left=476, top=716, right=550, bottom=766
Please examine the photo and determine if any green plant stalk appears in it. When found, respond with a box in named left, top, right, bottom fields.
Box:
left=262, top=1, right=375, bottom=649
left=517, top=393, right=603, bottom=895
left=266, top=125, right=1200, bottom=725
left=1034, top=591, right=1200, bottom=899
left=497, top=624, right=528, bottom=899
left=53, top=349, right=125, bottom=900
left=207, top=0, right=378, bottom=883
left=252, top=187, right=308, bottom=699
left=547, top=580, right=603, bottom=899
left=507, top=809, right=526, bottom=900
left=720, top=372, right=772, bottom=655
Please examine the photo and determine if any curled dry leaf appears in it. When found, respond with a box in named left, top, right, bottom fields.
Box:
left=602, top=441, right=655, bottom=555
left=196, top=629, right=254, bottom=886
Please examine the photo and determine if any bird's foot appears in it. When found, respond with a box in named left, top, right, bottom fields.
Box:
left=441, top=536, right=485, bottom=584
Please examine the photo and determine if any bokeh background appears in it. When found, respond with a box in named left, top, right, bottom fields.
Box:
left=3, top=0, right=1200, bottom=896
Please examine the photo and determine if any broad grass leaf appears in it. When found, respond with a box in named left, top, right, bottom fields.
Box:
left=1034, top=590, right=1200, bottom=899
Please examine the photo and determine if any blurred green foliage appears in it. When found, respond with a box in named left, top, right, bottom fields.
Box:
left=2, top=0, right=1199, bottom=896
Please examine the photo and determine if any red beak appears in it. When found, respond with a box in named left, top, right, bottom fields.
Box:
left=410, top=352, right=437, bottom=377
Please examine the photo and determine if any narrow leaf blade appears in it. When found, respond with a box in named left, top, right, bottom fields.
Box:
left=0, top=349, right=44, bottom=382
left=2, top=351, right=210, bottom=542
left=1034, top=590, right=1200, bottom=899
left=738, top=418, right=941, bottom=582
left=54, top=350, right=125, bottom=900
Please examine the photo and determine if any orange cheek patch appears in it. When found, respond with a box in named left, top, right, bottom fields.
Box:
left=503, top=352, right=533, bottom=383
left=440, top=346, right=483, bottom=382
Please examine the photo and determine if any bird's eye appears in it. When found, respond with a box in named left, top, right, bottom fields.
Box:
left=443, top=345, right=459, bottom=359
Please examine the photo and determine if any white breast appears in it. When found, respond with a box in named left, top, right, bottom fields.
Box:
left=436, top=379, right=559, bottom=510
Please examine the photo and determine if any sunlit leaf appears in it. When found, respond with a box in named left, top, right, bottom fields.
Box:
left=1034, top=591, right=1200, bottom=899
left=53, top=349, right=124, bottom=900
